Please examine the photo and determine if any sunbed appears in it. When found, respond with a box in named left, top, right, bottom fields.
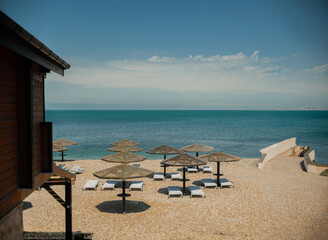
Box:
left=72, top=164, right=84, bottom=171
left=153, top=172, right=165, bottom=181
left=187, top=166, right=198, bottom=173
left=69, top=165, right=84, bottom=173
left=57, top=164, right=69, bottom=171
left=203, top=166, right=213, bottom=173
left=219, top=178, right=234, bottom=189
left=129, top=181, right=144, bottom=191
left=201, top=179, right=218, bottom=189
left=188, top=186, right=206, bottom=198
left=101, top=180, right=117, bottom=190
left=82, top=180, right=99, bottom=190
left=167, top=186, right=183, bottom=198
left=170, top=172, right=182, bottom=180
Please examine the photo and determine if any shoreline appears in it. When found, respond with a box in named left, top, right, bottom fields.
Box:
left=24, top=158, right=328, bottom=239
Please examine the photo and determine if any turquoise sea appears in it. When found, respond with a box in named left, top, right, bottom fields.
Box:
left=47, top=110, right=328, bottom=164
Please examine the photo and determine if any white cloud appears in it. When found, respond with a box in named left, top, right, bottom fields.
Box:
left=188, top=52, right=246, bottom=62
left=250, top=50, right=260, bottom=60
left=147, top=55, right=175, bottom=62
left=243, top=66, right=257, bottom=72
left=313, top=63, right=328, bottom=73
left=49, top=51, right=327, bottom=96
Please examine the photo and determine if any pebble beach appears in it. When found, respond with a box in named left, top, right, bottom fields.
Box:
left=23, top=157, right=328, bottom=239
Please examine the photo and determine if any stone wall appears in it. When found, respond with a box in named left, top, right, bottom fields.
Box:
left=0, top=202, right=23, bottom=240
left=258, top=137, right=297, bottom=169
left=303, top=149, right=328, bottom=174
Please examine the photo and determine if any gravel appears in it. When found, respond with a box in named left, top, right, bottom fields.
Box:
left=23, top=158, right=328, bottom=240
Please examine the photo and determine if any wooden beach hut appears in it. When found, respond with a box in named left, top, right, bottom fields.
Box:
left=0, top=11, right=71, bottom=239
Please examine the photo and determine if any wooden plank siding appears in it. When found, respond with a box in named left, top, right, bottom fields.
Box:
left=0, top=46, right=20, bottom=205
left=0, top=11, right=71, bottom=225
left=32, top=62, right=45, bottom=176
left=0, top=46, right=51, bottom=219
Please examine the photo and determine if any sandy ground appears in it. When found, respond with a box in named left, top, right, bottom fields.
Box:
left=23, top=156, right=328, bottom=240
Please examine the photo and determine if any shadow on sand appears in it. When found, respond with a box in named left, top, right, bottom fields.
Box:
left=53, top=159, right=76, bottom=162
left=96, top=200, right=151, bottom=214
left=191, top=180, right=203, bottom=187
left=23, top=201, right=33, bottom=210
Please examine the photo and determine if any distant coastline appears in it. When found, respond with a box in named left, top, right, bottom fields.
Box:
left=46, top=109, right=328, bottom=111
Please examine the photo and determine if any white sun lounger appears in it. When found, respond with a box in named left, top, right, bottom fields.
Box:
left=187, top=166, right=198, bottom=173
left=69, top=165, right=84, bottom=173
left=153, top=172, right=165, bottom=181
left=188, top=186, right=206, bottom=198
left=171, top=172, right=182, bottom=180
left=203, top=166, right=213, bottom=173
left=101, top=180, right=117, bottom=190
left=219, top=178, right=234, bottom=188
left=167, top=186, right=183, bottom=198
left=201, top=179, right=218, bottom=189
left=72, top=164, right=84, bottom=171
left=82, top=180, right=99, bottom=190
left=57, top=164, right=69, bottom=171
left=129, top=181, right=144, bottom=191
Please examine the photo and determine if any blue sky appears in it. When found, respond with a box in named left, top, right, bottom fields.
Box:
left=1, top=0, right=327, bottom=109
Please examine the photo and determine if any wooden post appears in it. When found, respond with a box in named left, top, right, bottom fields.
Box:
left=65, top=180, right=72, bottom=240
left=122, top=181, right=126, bottom=213
left=163, top=155, right=167, bottom=177
left=183, top=167, right=186, bottom=195
left=217, top=162, right=221, bottom=187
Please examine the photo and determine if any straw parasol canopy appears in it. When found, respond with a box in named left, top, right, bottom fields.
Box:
left=147, top=145, right=183, bottom=177
left=94, top=164, right=153, bottom=213
left=147, top=145, right=183, bottom=158
left=52, top=144, right=68, bottom=161
left=53, top=139, right=77, bottom=147
left=52, top=145, right=67, bottom=152
left=110, top=139, right=139, bottom=146
left=107, top=145, right=143, bottom=152
left=200, top=152, right=240, bottom=185
left=161, top=153, right=206, bottom=194
left=180, top=143, right=214, bottom=157
left=94, top=164, right=153, bottom=180
left=53, top=139, right=77, bottom=161
left=101, top=151, right=146, bottom=164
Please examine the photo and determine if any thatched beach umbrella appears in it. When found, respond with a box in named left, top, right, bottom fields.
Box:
left=102, top=151, right=146, bottom=164
left=52, top=145, right=68, bottom=161
left=110, top=139, right=140, bottom=146
left=161, top=153, right=206, bottom=194
left=53, top=139, right=77, bottom=147
left=146, top=145, right=183, bottom=177
left=53, top=145, right=68, bottom=152
left=180, top=143, right=214, bottom=170
left=94, top=164, right=153, bottom=213
left=107, top=145, right=143, bottom=152
left=180, top=143, right=214, bottom=157
left=53, top=139, right=77, bottom=161
left=200, top=152, right=240, bottom=186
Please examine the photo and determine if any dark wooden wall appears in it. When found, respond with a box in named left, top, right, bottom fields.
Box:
left=33, top=62, right=44, bottom=176
left=0, top=46, right=20, bottom=210
left=0, top=45, right=52, bottom=219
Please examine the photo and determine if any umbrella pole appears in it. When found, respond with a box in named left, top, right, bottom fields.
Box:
left=217, top=162, right=221, bottom=187
left=122, top=180, right=126, bottom=213
left=163, top=155, right=167, bottom=177
left=196, top=152, right=199, bottom=170
left=183, top=167, right=186, bottom=195
left=61, top=151, right=64, bottom=161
